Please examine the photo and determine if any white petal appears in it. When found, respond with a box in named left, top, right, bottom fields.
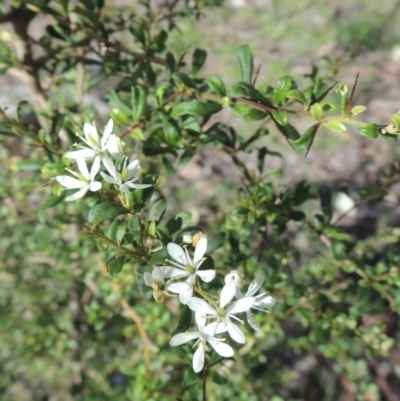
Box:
left=101, top=118, right=113, bottom=149
left=178, top=286, right=193, bottom=304
left=107, top=134, right=123, bottom=158
left=193, top=237, right=207, bottom=265
left=193, top=343, right=205, bottom=373
left=126, top=159, right=140, bottom=179
left=208, top=340, right=234, bottom=358
left=162, top=266, right=189, bottom=279
left=56, top=175, right=84, bottom=189
left=152, top=267, right=165, bottom=282
left=102, top=157, right=119, bottom=181
left=187, top=297, right=218, bottom=316
left=89, top=181, right=102, bottom=192
left=246, top=310, right=261, bottom=331
left=228, top=296, right=256, bottom=314
left=166, top=282, right=191, bottom=294
left=246, top=276, right=264, bottom=296
left=101, top=172, right=120, bottom=185
left=255, top=295, right=276, bottom=309
left=170, top=332, right=199, bottom=346
left=124, top=182, right=152, bottom=189
left=195, top=313, right=207, bottom=329
left=226, top=321, right=246, bottom=343
left=224, top=270, right=242, bottom=287
left=143, top=272, right=154, bottom=286
left=65, top=187, right=89, bottom=201
left=76, top=158, right=89, bottom=179
left=84, top=122, right=99, bottom=144
left=197, top=269, right=216, bottom=283
left=220, top=281, right=237, bottom=308
left=167, top=243, right=188, bottom=266
left=203, top=321, right=225, bottom=335
left=65, top=148, right=98, bottom=160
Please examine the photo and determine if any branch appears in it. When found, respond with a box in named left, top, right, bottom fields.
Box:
left=6, top=5, right=49, bottom=129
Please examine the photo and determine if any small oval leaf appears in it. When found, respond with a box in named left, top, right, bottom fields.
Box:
left=359, top=123, right=378, bottom=138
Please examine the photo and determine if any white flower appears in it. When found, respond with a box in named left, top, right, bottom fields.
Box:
left=65, top=118, right=114, bottom=162
left=187, top=282, right=255, bottom=343
left=107, top=134, right=123, bottom=158
left=144, top=267, right=190, bottom=302
left=101, top=157, right=152, bottom=194
left=224, top=271, right=276, bottom=331
left=163, top=237, right=216, bottom=304
left=170, top=314, right=234, bottom=373
left=244, top=276, right=276, bottom=330
left=56, top=158, right=102, bottom=201
left=224, top=270, right=242, bottom=293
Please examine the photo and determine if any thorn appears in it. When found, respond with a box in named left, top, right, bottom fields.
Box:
left=252, top=64, right=262, bottom=86
left=307, top=81, right=338, bottom=110
left=305, top=123, right=321, bottom=158
left=345, top=72, right=360, bottom=114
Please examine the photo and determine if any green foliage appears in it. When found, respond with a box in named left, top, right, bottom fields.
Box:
left=1, top=1, right=400, bottom=401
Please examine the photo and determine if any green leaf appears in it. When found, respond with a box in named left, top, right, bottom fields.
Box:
left=52, top=112, right=65, bottom=134
left=166, top=52, right=175, bottom=74
left=191, top=48, right=207, bottom=76
left=323, top=121, right=347, bottom=133
left=331, top=241, right=347, bottom=261
left=230, top=104, right=267, bottom=120
left=127, top=216, right=142, bottom=243
left=152, top=29, right=168, bottom=53
left=156, top=226, right=171, bottom=244
left=88, top=202, right=129, bottom=225
left=16, top=100, right=30, bottom=122
left=291, top=124, right=319, bottom=150
left=236, top=45, right=253, bottom=84
left=206, top=233, right=224, bottom=253
left=171, top=304, right=192, bottom=337
left=38, top=195, right=64, bottom=223
left=130, top=176, right=155, bottom=207
left=318, top=184, right=332, bottom=220
left=210, top=371, right=228, bottom=385
left=172, top=72, right=197, bottom=89
left=149, top=247, right=169, bottom=267
left=178, top=149, right=194, bottom=167
left=105, top=90, right=131, bottom=116
left=131, top=86, right=146, bottom=124
left=107, top=255, right=126, bottom=276
left=359, top=123, right=378, bottom=138
left=110, top=108, right=130, bottom=126
left=230, top=82, right=267, bottom=103
left=274, top=75, right=293, bottom=105
left=166, top=212, right=192, bottom=236
left=207, top=76, right=226, bottom=96
left=147, top=199, right=167, bottom=223
left=379, top=132, right=398, bottom=141
left=286, top=89, right=306, bottom=104
left=171, top=100, right=222, bottom=118
left=129, top=22, right=145, bottom=44
left=108, top=219, right=127, bottom=244
left=271, top=111, right=288, bottom=126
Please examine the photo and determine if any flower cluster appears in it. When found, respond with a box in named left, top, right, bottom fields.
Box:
left=55, top=119, right=151, bottom=201
left=55, top=117, right=276, bottom=374
left=144, top=235, right=276, bottom=372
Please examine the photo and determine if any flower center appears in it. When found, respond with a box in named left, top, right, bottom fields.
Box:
left=77, top=173, right=89, bottom=183
left=186, top=264, right=195, bottom=274
left=89, top=136, right=98, bottom=146
left=152, top=282, right=164, bottom=292
left=120, top=168, right=129, bottom=181
left=218, top=308, right=226, bottom=317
